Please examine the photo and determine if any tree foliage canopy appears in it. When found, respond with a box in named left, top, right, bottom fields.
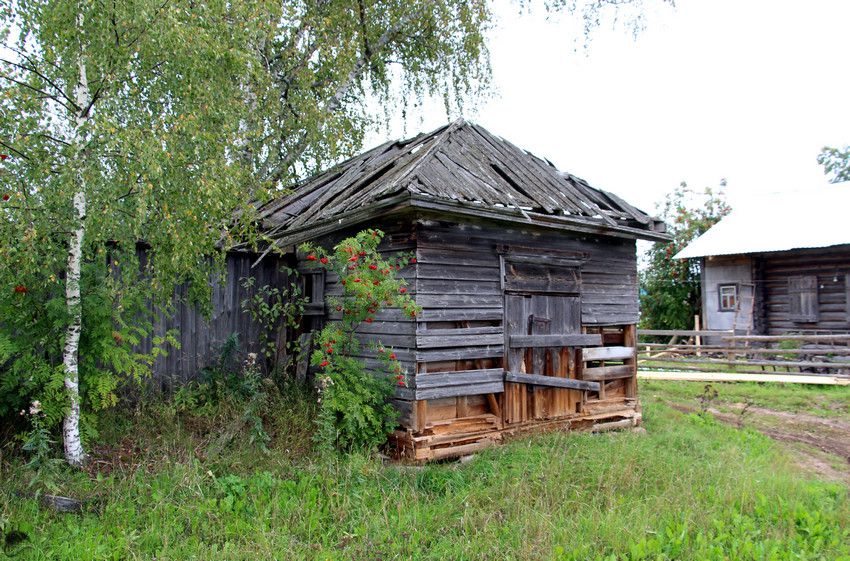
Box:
left=639, top=181, right=731, bottom=330
left=817, top=146, right=850, bottom=184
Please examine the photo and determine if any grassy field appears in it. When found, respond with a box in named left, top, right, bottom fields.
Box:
left=641, top=379, right=850, bottom=420
left=1, top=382, right=849, bottom=560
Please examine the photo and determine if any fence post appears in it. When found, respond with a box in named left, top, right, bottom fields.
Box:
left=694, top=315, right=701, bottom=357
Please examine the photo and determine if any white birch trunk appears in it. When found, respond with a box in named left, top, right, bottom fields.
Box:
left=62, top=189, right=86, bottom=467
left=62, top=13, right=90, bottom=467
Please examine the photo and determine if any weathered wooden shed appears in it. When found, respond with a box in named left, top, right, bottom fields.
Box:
left=677, top=187, right=850, bottom=336
left=256, top=120, right=669, bottom=460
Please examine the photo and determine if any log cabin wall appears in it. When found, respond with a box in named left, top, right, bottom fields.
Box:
left=759, top=244, right=850, bottom=334
left=399, top=216, right=641, bottom=455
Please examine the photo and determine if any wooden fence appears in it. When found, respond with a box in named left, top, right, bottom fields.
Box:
left=636, top=329, right=850, bottom=378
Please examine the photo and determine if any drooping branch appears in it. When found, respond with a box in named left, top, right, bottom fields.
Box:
left=0, top=72, right=77, bottom=113
left=0, top=140, right=31, bottom=160
left=267, top=3, right=431, bottom=183
left=0, top=58, right=80, bottom=111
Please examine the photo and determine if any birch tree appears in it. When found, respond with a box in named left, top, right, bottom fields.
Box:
left=0, top=1, right=268, bottom=466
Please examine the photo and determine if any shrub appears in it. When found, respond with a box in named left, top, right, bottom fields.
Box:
left=300, top=229, right=420, bottom=452
left=0, top=259, right=177, bottom=450
left=640, top=182, right=731, bottom=330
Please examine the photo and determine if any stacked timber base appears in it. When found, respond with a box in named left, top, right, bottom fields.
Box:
left=388, top=324, right=641, bottom=462
left=388, top=400, right=641, bottom=462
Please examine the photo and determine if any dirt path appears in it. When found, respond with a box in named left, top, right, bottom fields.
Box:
left=666, top=402, right=850, bottom=484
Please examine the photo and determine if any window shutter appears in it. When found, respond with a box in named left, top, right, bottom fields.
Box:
left=788, top=275, right=818, bottom=323
left=504, top=261, right=581, bottom=294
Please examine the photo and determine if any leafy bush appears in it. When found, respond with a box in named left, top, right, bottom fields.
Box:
left=0, top=259, right=177, bottom=449
left=300, top=229, right=420, bottom=452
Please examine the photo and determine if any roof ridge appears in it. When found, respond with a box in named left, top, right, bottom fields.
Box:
left=372, top=119, right=467, bottom=198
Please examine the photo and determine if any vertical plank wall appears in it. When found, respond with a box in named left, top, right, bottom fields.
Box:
left=142, top=251, right=293, bottom=392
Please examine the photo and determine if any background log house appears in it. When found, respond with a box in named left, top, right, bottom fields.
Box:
left=676, top=187, right=850, bottom=339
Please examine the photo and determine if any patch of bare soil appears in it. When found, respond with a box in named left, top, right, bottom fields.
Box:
left=667, top=402, right=850, bottom=484
left=730, top=403, right=850, bottom=432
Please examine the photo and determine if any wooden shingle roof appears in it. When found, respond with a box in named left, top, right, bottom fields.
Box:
left=256, top=120, right=668, bottom=248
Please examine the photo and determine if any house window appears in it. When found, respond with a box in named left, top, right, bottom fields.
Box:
left=718, top=284, right=738, bottom=311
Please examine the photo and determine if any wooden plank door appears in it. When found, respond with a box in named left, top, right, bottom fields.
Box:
left=504, top=293, right=581, bottom=423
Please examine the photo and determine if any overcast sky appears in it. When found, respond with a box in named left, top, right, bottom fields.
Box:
left=367, top=0, right=850, bottom=215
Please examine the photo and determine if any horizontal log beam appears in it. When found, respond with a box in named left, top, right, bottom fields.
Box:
left=504, top=371, right=600, bottom=391
left=638, top=329, right=733, bottom=337
left=582, top=364, right=635, bottom=381
left=414, top=381, right=505, bottom=400
left=582, top=345, right=635, bottom=362
left=637, top=357, right=850, bottom=370
left=509, top=334, right=602, bottom=348
left=723, top=334, right=850, bottom=343
left=415, top=369, right=504, bottom=389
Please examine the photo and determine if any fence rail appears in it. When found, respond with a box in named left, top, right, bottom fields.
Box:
left=636, top=329, right=850, bottom=378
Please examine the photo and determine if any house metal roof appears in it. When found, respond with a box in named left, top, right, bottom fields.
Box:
left=255, top=120, right=668, bottom=249
left=676, top=183, right=850, bottom=259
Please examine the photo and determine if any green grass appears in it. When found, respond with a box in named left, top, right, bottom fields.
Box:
left=640, top=379, right=850, bottom=420
left=1, top=390, right=849, bottom=560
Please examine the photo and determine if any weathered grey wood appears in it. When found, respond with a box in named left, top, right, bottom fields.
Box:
left=846, top=273, right=850, bottom=324
left=788, top=275, right=819, bottom=323
left=415, top=368, right=504, bottom=388
left=409, top=196, right=668, bottom=243
left=581, top=364, right=634, bottom=381
left=504, top=254, right=587, bottom=268
left=417, top=279, right=502, bottom=295
left=638, top=356, right=850, bottom=370
left=415, top=381, right=505, bottom=400
left=143, top=250, right=296, bottom=385
left=417, top=333, right=504, bottom=349
left=505, top=261, right=581, bottom=294
left=752, top=246, right=850, bottom=335
left=417, top=346, right=504, bottom=362
left=417, top=294, right=503, bottom=308
left=505, top=294, right=526, bottom=375
left=505, top=372, right=600, bottom=391
left=418, top=326, right=503, bottom=336
left=295, top=333, right=312, bottom=383
left=419, top=308, right=503, bottom=322
left=582, top=346, right=635, bottom=361
left=389, top=398, right=414, bottom=426
left=722, top=334, right=850, bottom=343
left=509, top=334, right=603, bottom=348
left=417, top=263, right=497, bottom=281
left=414, top=220, right=643, bottom=326
left=637, top=344, right=850, bottom=355
left=639, top=329, right=734, bottom=337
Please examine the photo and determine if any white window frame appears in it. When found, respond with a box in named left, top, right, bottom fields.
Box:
left=718, top=284, right=738, bottom=312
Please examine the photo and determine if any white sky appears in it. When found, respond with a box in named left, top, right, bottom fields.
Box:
left=366, top=0, right=850, bottom=215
